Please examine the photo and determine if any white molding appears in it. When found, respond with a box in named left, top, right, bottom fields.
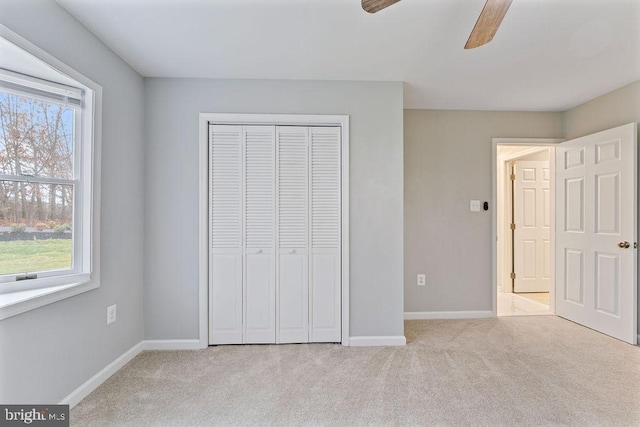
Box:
left=0, top=281, right=98, bottom=321
left=60, top=342, right=144, bottom=408
left=143, top=339, right=202, bottom=351
left=349, top=336, right=406, bottom=346
left=198, top=114, right=210, bottom=350
left=0, top=24, right=103, bottom=321
left=199, top=113, right=350, bottom=347
left=196, top=113, right=349, bottom=127
left=340, top=119, right=350, bottom=347
left=59, top=338, right=208, bottom=408
left=493, top=138, right=563, bottom=145
left=404, top=311, right=493, bottom=320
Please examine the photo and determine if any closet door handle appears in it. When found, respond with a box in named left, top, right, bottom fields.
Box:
left=288, top=249, right=296, bottom=254
left=256, top=249, right=263, bottom=254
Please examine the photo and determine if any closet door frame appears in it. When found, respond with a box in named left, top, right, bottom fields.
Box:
left=199, top=113, right=350, bottom=347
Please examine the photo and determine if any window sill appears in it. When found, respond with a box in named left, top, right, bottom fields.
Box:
left=0, top=278, right=97, bottom=320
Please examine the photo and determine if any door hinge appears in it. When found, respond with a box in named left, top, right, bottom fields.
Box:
left=510, top=272, right=516, bottom=280
left=510, top=223, right=516, bottom=230
left=510, top=173, right=516, bottom=181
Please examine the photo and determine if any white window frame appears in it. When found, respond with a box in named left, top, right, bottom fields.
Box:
left=0, top=25, right=101, bottom=320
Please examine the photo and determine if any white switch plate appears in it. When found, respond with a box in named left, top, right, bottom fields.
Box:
left=107, top=304, right=117, bottom=325
left=417, top=274, right=426, bottom=286
left=470, top=200, right=481, bottom=212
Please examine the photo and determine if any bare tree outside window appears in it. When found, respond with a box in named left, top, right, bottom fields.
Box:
left=0, top=92, right=75, bottom=275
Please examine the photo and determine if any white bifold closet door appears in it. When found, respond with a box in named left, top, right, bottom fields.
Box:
left=209, top=125, right=243, bottom=344
left=309, top=127, right=341, bottom=343
left=277, top=127, right=310, bottom=343
left=209, top=124, right=341, bottom=345
left=243, top=126, right=276, bottom=343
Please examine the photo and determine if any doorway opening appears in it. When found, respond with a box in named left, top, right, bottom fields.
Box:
left=493, top=139, right=562, bottom=317
left=492, top=126, right=637, bottom=344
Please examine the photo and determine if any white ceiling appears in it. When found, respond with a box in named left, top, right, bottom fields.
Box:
left=55, top=0, right=640, bottom=111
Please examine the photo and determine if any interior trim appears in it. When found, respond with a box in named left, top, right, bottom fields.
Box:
left=198, top=113, right=350, bottom=347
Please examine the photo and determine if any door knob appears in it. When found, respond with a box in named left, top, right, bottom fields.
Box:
left=618, top=241, right=630, bottom=249
left=256, top=249, right=263, bottom=253
left=288, top=249, right=295, bottom=254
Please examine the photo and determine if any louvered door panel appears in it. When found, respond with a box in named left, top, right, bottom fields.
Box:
left=209, top=125, right=243, bottom=344
left=311, top=129, right=340, bottom=249
left=310, top=127, right=341, bottom=343
left=277, top=126, right=309, bottom=343
left=245, top=128, right=275, bottom=249
left=211, top=126, right=242, bottom=248
left=278, top=127, right=308, bottom=248
left=243, top=126, right=276, bottom=344
left=209, top=123, right=342, bottom=346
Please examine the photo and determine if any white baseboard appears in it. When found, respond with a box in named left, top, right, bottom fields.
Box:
left=143, top=339, right=203, bottom=350
left=404, top=311, right=494, bottom=320
left=60, top=341, right=144, bottom=408
left=60, top=339, right=205, bottom=408
left=349, top=336, right=406, bottom=346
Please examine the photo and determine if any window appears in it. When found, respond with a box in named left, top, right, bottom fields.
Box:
left=0, top=29, right=100, bottom=319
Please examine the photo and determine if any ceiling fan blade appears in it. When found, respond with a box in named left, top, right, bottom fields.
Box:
left=465, top=0, right=513, bottom=49
left=362, top=0, right=402, bottom=14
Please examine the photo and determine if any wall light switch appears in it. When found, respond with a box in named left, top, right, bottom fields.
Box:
left=417, top=274, right=426, bottom=286
left=470, top=200, right=481, bottom=212
left=107, top=304, right=117, bottom=325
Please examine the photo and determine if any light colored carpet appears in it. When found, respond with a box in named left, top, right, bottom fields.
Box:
left=71, top=317, right=640, bottom=426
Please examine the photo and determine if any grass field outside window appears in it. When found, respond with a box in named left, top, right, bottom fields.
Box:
left=0, top=239, right=72, bottom=276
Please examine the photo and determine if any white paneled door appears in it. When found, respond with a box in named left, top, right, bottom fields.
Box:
left=514, top=160, right=551, bottom=292
left=209, top=124, right=342, bottom=345
left=555, top=123, right=637, bottom=344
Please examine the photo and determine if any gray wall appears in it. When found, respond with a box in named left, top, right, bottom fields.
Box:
left=563, top=79, right=640, bottom=332
left=0, top=0, right=145, bottom=403
left=0, top=0, right=633, bottom=402
left=404, top=110, right=563, bottom=313
left=144, top=79, right=405, bottom=339
left=564, top=80, right=640, bottom=140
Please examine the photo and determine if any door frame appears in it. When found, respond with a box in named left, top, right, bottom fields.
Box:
left=492, top=138, right=563, bottom=317
left=198, top=113, right=350, bottom=348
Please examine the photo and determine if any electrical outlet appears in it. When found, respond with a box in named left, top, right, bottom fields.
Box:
left=417, top=274, right=426, bottom=286
left=107, top=304, right=117, bottom=325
